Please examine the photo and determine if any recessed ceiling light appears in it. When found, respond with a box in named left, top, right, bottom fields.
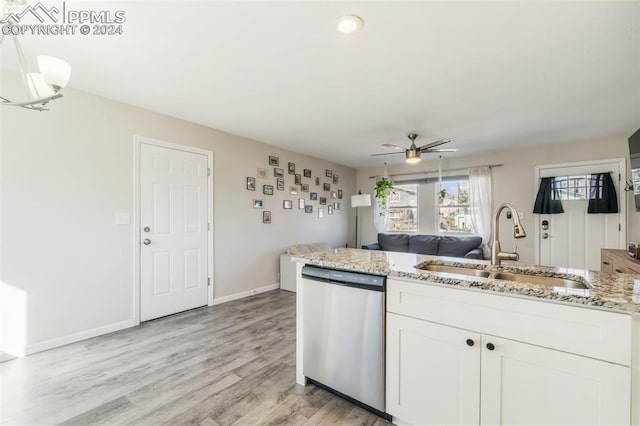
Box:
left=337, top=15, right=364, bottom=34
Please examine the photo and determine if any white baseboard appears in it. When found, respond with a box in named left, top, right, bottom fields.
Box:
left=21, top=319, right=137, bottom=358
left=213, top=283, right=280, bottom=305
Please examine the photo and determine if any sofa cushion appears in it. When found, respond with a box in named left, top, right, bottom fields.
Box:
left=408, top=235, right=439, bottom=255
left=378, top=233, right=410, bottom=252
left=438, top=236, right=482, bottom=258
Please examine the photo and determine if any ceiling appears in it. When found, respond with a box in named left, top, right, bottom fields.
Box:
left=6, top=1, right=640, bottom=168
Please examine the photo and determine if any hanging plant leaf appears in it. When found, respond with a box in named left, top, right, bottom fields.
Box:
left=374, top=177, right=394, bottom=216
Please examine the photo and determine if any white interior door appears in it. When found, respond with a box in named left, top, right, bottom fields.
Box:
left=140, top=143, right=209, bottom=321
left=536, top=159, right=625, bottom=271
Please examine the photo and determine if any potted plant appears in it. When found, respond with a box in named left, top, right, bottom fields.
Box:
left=374, top=177, right=394, bottom=216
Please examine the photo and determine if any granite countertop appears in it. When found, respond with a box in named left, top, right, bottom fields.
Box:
left=293, top=248, right=640, bottom=314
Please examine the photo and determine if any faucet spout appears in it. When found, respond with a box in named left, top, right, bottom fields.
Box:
left=491, top=203, right=527, bottom=266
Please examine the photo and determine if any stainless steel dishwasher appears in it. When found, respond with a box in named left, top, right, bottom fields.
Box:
left=302, top=265, right=388, bottom=419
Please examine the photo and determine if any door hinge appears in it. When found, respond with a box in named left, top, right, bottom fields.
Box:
left=619, top=173, right=621, bottom=182
left=619, top=223, right=622, bottom=231
left=208, top=222, right=210, bottom=231
left=208, top=168, right=211, bottom=177
left=208, top=277, right=211, bottom=287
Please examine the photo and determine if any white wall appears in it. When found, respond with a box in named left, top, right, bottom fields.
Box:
left=0, top=73, right=356, bottom=357
left=357, top=137, right=638, bottom=264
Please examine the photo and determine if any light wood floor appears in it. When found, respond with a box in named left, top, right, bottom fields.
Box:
left=1, top=290, right=391, bottom=426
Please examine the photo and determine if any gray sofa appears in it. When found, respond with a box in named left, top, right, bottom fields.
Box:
left=362, top=233, right=484, bottom=259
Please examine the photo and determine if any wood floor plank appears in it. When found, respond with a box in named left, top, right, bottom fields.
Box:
left=0, top=290, right=391, bottom=426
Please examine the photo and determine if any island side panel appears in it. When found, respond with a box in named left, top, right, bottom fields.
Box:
left=633, top=312, right=640, bottom=426
left=295, top=260, right=308, bottom=386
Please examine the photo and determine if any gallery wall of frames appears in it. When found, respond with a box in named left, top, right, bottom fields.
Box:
left=246, top=155, right=344, bottom=224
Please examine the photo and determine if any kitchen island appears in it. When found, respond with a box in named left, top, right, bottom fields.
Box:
left=293, top=248, right=640, bottom=426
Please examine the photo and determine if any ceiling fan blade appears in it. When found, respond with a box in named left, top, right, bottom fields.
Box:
left=419, top=139, right=451, bottom=151
left=424, top=148, right=458, bottom=153
left=371, top=152, right=404, bottom=157
left=382, top=143, right=406, bottom=151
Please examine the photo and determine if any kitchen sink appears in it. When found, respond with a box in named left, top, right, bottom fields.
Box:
left=418, top=264, right=491, bottom=278
left=491, top=272, right=590, bottom=289
left=416, top=263, right=591, bottom=290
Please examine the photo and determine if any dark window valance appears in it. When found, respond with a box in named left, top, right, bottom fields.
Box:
left=588, top=173, right=618, bottom=214
left=533, top=177, right=564, bottom=214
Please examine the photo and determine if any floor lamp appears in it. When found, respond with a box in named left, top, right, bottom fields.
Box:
left=350, top=192, right=372, bottom=248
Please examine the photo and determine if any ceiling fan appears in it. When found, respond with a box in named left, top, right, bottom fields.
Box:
left=372, top=133, right=458, bottom=164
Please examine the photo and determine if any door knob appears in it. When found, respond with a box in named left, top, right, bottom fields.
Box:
left=143, top=238, right=151, bottom=245
left=541, top=232, right=549, bottom=239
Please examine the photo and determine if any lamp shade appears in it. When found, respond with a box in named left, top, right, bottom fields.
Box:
left=351, top=193, right=371, bottom=208
left=38, top=56, right=71, bottom=91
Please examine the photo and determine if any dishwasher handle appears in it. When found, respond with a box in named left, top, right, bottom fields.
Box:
left=302, top=265, right=385, bottom=291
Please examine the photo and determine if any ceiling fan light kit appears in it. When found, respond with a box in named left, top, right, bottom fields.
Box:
left=0, top=0, right=71, bottom=111
left=372, top=133, right=458, bottom=164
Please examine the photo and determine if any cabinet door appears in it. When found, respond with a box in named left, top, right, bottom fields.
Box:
left=481, top=336, right=630, bottom=426
left=386, top=313, right=481, bottom=425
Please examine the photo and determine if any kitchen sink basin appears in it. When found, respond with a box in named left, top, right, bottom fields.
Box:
left=418, top=264, right=491, bottom=278
left=491, top=272, right=590, bottom=289
left=417, top=263, right=591, bottom=290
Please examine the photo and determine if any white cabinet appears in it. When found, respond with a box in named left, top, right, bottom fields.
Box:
left=386, top=279, right=632, bottom=426
left=386, top=313, right=480, bottom=425
left=481, top=335, right=630, bottom=426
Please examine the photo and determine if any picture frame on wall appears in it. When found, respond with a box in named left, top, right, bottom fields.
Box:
left=325, top=169, right=333, bottom=178
left=301, top=184, right=309, bottom=192
left=253, top=199, right=264, bottom=209
left=289, top=186, right=298, bottom=194
left=338, top=190, right=343, bottom=199
left=315, top=177, right=320, bottom=186
left=305, top=205, right=313, bottom=214
left=331, top=191, right=337, bottom=199
left=310, top=192, right=318, bottom=200
left=263, top=211, right=271, bottom=224
left=328, top=205, right=333, bottom=215
left=304, top=169, right=312, bottom=178
left=319, top=197, right=327, bottom=205
left=323, top=183, right=330, bottom=191
left=277, top=178, right=285, bottom=191
left=247, top=177, right=256, bottom=191
left=283, top=200, right=293, bottom=209
left=288, top=162, right=296, bottom=174
left=257, top=168, right=268, bottom=179
left=263, top=185, right=274, bottom=195
left=274, top=168, right=284, bottom=177
left=333, top=174, right=339, bottom=184
left=318, top=208, right=324, bottom=218
left=334, top=202, right=340, bottom=210
left=269, top=156, right=279, bottom=167
left=298, top=198, right=305, bottom=209
left=295, top=174, right=302, bottom=185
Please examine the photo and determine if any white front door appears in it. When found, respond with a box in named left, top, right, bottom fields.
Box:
left=140, top=143, right=209, bottom=321
left=536, top=159, right=625, bottom=271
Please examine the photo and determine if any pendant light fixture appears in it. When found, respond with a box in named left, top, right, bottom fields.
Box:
left=0, top=0, right=71, bottom=111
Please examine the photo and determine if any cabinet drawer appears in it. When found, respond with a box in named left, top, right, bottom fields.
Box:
left=387, top=279, right=631, bottom=366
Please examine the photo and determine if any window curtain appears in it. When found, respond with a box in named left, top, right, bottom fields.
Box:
left=468, top=166, right=492, bottom=256
left=588, top=173, right=618, bottom=213
left=533, top=177, right=564, bottom=214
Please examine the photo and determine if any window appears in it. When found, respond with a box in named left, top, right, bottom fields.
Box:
left=553, top=175, right=589, bottom=200
left=438, top=179, right=472, bottom=233
left=386, top=184, right=417, bottom=232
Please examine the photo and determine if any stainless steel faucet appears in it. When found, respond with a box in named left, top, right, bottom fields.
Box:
left=491, top=203, right=527, bottom=265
